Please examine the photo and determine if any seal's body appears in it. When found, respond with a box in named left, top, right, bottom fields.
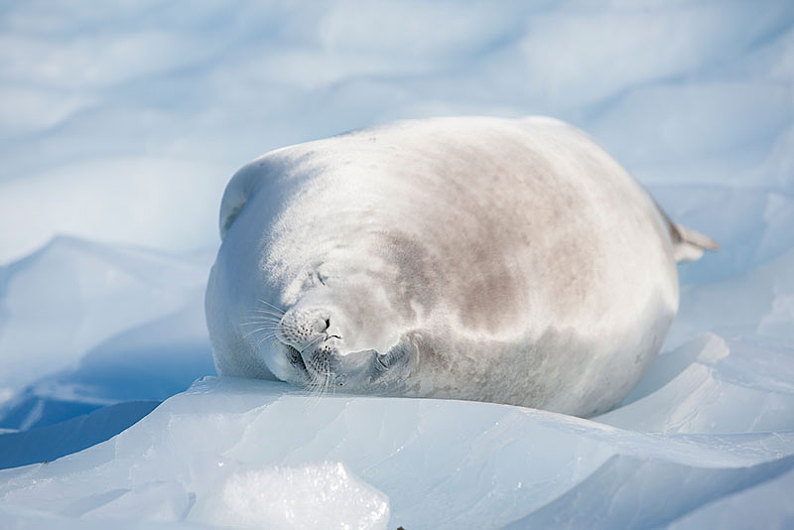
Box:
left=206, top=117, right=715, bottom=417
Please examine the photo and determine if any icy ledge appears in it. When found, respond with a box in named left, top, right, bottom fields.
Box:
left=2, top=333, right=794, bottom=530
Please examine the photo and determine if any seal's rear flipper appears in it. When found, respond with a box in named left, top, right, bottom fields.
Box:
left=671, top=223, right=719, bottom=262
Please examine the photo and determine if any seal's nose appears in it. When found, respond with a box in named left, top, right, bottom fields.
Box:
left=277, top=306, right=337, bottom=353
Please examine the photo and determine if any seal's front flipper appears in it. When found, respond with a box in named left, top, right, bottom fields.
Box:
left=671, top=223, right=719, bottom=262
left=219, top=165, right=261, bottom=239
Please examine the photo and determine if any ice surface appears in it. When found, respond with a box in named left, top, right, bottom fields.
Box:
left=0, top=400, right=159, bottom=469
left=0, top=238, right=215, bottom=432
left=0, top=237, right=212, bottom=397
left=668, top=464, right=794, bottom=529
left=1, top=376, right=792, bottom=529
left=1, top=0, right=793, bottom=528
left=196, top=462, right=389, bottom=530
left=599, top=334, right=794, bottom=434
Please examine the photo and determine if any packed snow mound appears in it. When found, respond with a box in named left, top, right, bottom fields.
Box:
left=1, top=372, right=792, bottom=530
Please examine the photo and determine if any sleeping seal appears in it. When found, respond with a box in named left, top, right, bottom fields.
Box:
left=205, top=116, right=716, bottom=417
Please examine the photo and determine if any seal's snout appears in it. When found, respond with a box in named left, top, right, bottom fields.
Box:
left=275, top=301, right=384, bottom=384
left=276, top=304, right=346, bottom=375
left=277, top=306, right=334, bottom=351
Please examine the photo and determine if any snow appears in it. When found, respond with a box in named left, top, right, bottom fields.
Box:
left=1, top=1, right=793, bottom=528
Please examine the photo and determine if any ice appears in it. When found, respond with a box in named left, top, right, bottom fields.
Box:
left=508, top=454, right=794, bottom=529
left=1, top=252, right=793, bottom=527
left=669, top=464, right=794, bottom=529
left=1, top=376, right=792, bottom=529
left=0, top=237, right=215, bottom=440
left=668, top=247, right=794, bottom=341
left=0, top=400, right=159, bottom=469
left=598, top=334, right=794, bottom=434
left=196, top=462, right=389, bottom=530
left=1, top=0, right=793, bottom=527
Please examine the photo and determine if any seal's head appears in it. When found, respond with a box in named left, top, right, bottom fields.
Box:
left=261, top=262, right=419, bottom=394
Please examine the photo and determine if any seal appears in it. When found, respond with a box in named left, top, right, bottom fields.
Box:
left=205, top=116, right=717, bottom=417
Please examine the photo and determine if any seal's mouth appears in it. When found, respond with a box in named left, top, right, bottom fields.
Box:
left=283, top=342, right=338, bottom=381
left=285, top=344, right=309, bottom=374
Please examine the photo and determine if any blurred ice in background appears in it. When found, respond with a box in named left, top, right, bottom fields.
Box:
left=1, top=1, right=793, bottom=528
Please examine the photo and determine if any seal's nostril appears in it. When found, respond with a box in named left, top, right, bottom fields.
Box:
left=322, top=317, right=342, bottom=340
